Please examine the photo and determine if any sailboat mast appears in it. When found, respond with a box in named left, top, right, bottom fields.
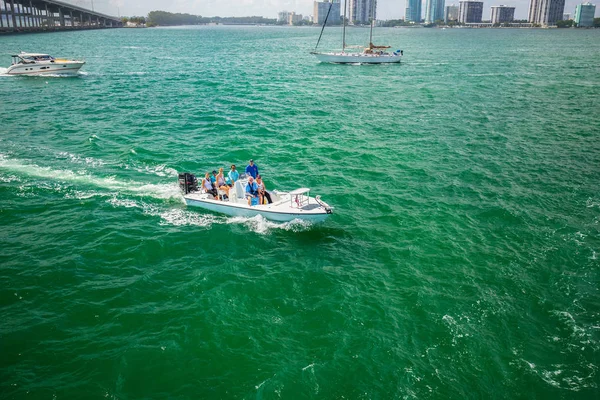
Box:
left=314, top=0, right=334, bottom=52
left=342, top=0, right=347, bottom=51
left=369, top=0, right=375, bottom=45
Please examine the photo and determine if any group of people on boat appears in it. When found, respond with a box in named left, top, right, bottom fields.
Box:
left=200, top=159, right=273, bottom=206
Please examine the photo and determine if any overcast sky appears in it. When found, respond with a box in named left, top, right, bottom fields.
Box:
left=71, top=0, right=596, bottom=20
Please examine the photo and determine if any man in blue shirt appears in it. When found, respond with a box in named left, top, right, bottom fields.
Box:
left=228, top=164, right=239, bottom=185
left=245, top=176, right=259, bottom=206
left=245, top=159, right=259, bottom=179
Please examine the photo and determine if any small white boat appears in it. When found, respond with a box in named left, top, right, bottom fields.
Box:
left=178, top=173, right=333, bottom=223
left=5, top=52, right=85, bottom=76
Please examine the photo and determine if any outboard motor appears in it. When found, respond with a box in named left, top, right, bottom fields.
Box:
left=178, top=172, right=198, bottom=194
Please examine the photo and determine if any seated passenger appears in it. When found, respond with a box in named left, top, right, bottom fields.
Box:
left=256, top=175, right=272, bottom=204
left=202, top=172, right=218, bottom=198
left=245, top=176, right=259, bottom=206
left=216, top=167, right=230, bottom=199
left=228, top=164, right=239, bottom=185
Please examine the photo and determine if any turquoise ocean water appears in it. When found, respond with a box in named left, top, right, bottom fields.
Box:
left=0, top=26, right=599, bottom=398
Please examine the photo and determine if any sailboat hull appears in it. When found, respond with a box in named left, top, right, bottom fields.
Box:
left=312, top=52, right=402, bottom=64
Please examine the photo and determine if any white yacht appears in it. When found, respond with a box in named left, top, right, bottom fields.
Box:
left=312, top=48, right=403, bottom=64
left=178, top=173, right=333, bottom=223
left=6, top=52, right=85, bottom=76
left=311, top=0, right=402, bottom=64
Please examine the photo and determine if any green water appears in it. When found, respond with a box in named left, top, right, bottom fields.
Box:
left=1, top=26, right=599, bottom=399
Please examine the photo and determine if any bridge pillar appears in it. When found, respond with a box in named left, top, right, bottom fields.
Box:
left=9, top=0, right=16, bottom=29
left=59, top=7, right=64, bottom=27
left=35, top=4, right=40, bottom=27
left=16, top=1, right=21, bottom=27
left=11, top=1, right=16, bottom=28
left=70, top=10, right=73, bottom=27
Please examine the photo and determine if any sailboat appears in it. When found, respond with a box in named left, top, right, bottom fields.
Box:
left=311, top=0, right=403, bottom=64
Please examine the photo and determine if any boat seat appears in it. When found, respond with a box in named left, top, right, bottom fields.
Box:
left=234, top=181, right=245, bottom=199
left=217, top=188, right=227, bottom=201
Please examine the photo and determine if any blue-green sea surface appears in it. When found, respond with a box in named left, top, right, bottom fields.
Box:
left=1, top=26, right=599, bottom=398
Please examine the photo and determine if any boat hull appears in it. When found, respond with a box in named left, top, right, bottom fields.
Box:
left=184, top=196, right=332, bottom=223
left=312, top=52, right=402, bottom=64
left=6, top=61, right=85, bottom=76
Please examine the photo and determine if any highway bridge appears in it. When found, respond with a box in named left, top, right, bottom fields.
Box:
left=0, top=0, right=122, bottom=33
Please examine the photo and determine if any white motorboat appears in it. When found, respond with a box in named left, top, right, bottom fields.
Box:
left=178, top=173, right=333, bottom=223
left=5, top=52, right=85, bottom=76
left=311, top=0, right=402, bottom=64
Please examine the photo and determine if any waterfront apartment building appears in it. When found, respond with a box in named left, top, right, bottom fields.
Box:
left=288, top=12, right=303, bottom=24
left=490, top=5, right=515, bottom=23
left=458, top=1, right=484, bottom=23
left=278, top=11, right=290, bottom=23
left=528, top=0, right=566, bottom=25
left=405, top=0, right=422, bottom=22
left=314, top=0, right=342, bottom=25
left=350, top=0, right=377, bottom=24
left=445, top=4, right=460, bottom=22
left=574, top=2, right=596, bottom=26
left=425, top=0, right=446, bottom=23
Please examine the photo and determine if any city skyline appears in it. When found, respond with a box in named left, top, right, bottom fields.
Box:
left=60, top=0, right=598, bottom=21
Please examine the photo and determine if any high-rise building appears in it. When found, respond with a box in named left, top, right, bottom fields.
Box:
left=490, top=5, right=516, bottom=23
left=314, top=0, right=342, bottom=25
left=406, top=0, right=422, bottom=22
left=563, top=12, right=571, bottom=19
left=425, top=0, right=446, bottom=23
left=528, top=0, right=566, bottom=25
left=574, top=2, right=596, bottom=26
left=278, top=11, right=291, bottom=23
left=350, top=0, right=377, bottom=24
left=458, top=1, right=483, bottom=23
left=445, top=4, right=460, bottom=22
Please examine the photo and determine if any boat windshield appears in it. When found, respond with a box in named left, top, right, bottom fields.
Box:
left=15, top=54, right=55, bottom=63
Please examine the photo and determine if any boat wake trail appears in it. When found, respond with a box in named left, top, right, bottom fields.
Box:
left=107, top=200, right=313, bottom=234
left=0, top=68, right=83, bottom=78
left=226, top=215, right=314, bottom=234
left=0, top=154, right=181, bottom=201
